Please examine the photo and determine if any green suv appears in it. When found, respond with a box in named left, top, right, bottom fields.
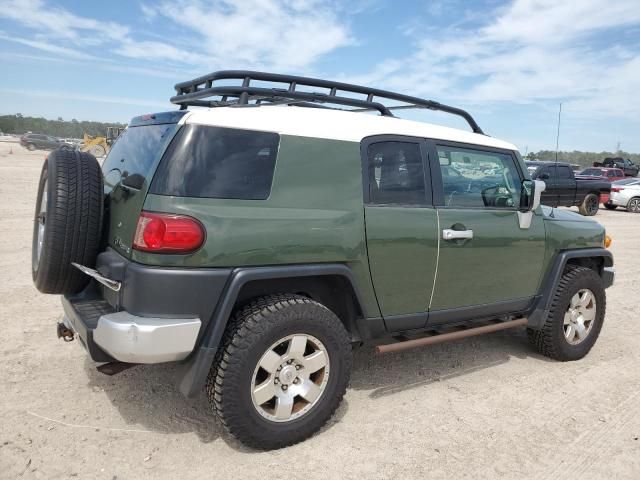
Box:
left=32, top=71, right=615, bottom=449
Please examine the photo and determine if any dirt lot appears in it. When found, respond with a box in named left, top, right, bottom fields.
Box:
left=1, top=141, right=639, bottom=479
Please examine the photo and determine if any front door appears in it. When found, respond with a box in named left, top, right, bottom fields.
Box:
left=362, top=137, right=438, bottom=332
left=428, top=142, right=546, bottom=324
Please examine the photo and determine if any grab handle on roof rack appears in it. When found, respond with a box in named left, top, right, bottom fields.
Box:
left=170, top=70, right=484, bottom=134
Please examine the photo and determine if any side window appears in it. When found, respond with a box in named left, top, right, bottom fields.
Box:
left=436, top=145, right=522, bottom=208
left=150, top=125, right=279, bottom=200
left=557, top=166, right=572, bottom=179
left=366, top=141, right=427, bottom=205
left=607, top=171, right=616, bottom=178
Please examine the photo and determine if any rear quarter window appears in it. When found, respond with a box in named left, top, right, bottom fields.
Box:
left=150, top=125, right=279, bottom=200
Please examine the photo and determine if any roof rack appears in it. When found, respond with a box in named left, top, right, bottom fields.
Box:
left=171, top=70, right=484, bottom=134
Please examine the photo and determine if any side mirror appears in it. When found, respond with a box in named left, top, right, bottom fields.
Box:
left=537, top=172, right=550, bottom=180
left=520, top=179, right=545, bottom=212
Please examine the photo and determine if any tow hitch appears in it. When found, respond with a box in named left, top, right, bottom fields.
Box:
left=56, top=321, right=75, bottom=342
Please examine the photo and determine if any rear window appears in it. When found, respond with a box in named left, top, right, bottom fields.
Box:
left=150, top=125, right=279, bottom=200
left=102, top=124, right=178, bottom=193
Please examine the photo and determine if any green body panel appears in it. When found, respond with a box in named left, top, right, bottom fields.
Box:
left=539, top=206, right=606, bottom=280
left=430, top=208, right=547, bottom=310
left=103, top=124, right=179, bottom=258
left=364, top=206, right=438, bottom=317
left=105, top=120, right=608, bottom=327
left=136, top=135, right=381, bottom=318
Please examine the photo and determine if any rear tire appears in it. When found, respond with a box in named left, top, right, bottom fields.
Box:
left=627, top=197, right=640, bottom=213
left=207, top=294, right=352, bottom=450
left=527, top=266, right=605, bottom=361
left=603, top=203, right=617, bottom=210
left=578, top=193, right=599, bottom=216
left=32, top=149, right=103, bottom=294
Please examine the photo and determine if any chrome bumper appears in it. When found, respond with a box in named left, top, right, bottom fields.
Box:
left=92, top=312, right=201, bottom=363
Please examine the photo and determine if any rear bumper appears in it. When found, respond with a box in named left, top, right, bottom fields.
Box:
left=62, top=248, right=232, bottom=364
left=62, top=297, right=201, bottom=363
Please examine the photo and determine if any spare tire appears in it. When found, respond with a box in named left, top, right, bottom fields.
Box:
left=32, top=148, right=103, bottom=294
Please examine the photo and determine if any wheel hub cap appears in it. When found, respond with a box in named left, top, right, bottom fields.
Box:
left=278, top=365, right=297, bottom=385
left=563, top=288, right=596, bottom=345
left=251, top=334, right=330, bottom=423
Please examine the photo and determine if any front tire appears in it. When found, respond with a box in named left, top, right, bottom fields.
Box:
left=27, top=143, right=36, bottom=151
left=527, top=266, right=605, bottom=361
left=578, top=193, right=599, bottom=216
left=207, top=294, right=352, bottom=450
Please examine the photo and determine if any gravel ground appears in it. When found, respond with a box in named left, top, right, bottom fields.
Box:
left=1, top=142, right=639, bottom=479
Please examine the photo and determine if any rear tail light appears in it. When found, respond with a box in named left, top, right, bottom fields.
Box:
left=611, top=187, right=624, bottom=193
left=133, top=212, right=205, bottom=253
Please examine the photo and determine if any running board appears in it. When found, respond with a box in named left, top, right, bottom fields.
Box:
left=375, top=318, right=528, bottom=354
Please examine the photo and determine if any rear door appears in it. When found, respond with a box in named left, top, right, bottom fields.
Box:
left=101, top=112, right=185, bottom=258
left=362, top=136, right=438, bottom=332
left=427, top=141, right=546, bottom=323
left=555, top=165, right=576, bottom=205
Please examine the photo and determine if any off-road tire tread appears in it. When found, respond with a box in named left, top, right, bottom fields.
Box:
left=32, top=148, right=103, bottom=294
left=206, top=294, right=352, bottom=450
left=527, top=265, right=605, bottom=360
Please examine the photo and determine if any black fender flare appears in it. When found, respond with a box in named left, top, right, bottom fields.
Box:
left=178, top=264, right=367, bottom=397
left=527, top=248, right=613, bottom=330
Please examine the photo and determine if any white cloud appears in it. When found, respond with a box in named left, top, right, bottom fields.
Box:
left=0, top=0, right=353, bottom=71
left=147, top=0, right=353, bottom=70
left=353, top=0, right=640, bottom=119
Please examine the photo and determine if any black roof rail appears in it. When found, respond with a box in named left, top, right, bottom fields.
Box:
left=171, top=70, right=484, bottom=134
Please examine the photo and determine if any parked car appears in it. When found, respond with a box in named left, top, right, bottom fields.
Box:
left=525, top=161, right=610, bottom=215
left=576, top=167, right=625, bottom=183
left=31, top=71, right=614, bottom=449
left=593, top=157, right=639, bottom=177
left=604, top=178, right=640, bottom=212
left=20, top=133, right=61, bottom=151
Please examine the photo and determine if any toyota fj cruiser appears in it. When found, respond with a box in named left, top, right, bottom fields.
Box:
left=32, top=71, right=615, bottom=450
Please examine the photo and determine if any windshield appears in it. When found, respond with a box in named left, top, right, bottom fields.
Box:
left=102, top=124, right=179, bottom=194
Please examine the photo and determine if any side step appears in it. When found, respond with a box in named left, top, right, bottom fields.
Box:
left=376, top=318, right=528, bottom=354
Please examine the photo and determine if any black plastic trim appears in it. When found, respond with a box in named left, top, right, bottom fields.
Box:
left=178, top=263, right=368, bottom=397
left=428, top=297, right=534, bottom=326
left=527, top=248, right=614, bottom=330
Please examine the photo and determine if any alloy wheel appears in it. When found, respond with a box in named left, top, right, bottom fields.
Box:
left=251, top=334, right=330, bottom=423
left=563, top=289, right=596, bottom=345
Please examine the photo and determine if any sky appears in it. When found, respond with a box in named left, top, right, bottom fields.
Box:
left=0, top=0, right=639, bottom=153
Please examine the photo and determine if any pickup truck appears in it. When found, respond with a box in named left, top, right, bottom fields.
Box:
left=593, top=157, right=639, bottom=177
left=526, top=161, right=611, bottom=215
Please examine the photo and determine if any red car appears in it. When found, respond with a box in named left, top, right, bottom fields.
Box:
left=576, top=167, right=625, bottom=204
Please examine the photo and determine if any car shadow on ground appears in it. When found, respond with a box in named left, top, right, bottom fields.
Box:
left=83, top=327, right=548, bottom=448
left=350, top=328, right=550, bottom=398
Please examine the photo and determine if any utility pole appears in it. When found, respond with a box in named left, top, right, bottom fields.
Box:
left=555, top=102, right=562, bottom=164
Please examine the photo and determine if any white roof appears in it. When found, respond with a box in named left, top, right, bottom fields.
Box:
left=183, top=106, right=518, bottom=151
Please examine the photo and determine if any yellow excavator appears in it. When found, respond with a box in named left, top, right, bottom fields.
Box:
left=81, top=126, right=125, bottom=157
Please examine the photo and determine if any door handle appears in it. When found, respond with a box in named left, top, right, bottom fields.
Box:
left=442, top=229, right=474, bottom=240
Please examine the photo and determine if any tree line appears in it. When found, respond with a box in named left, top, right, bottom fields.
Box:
left=524, top=150, right=640, bottom=169
left=0, top=114, right=126, bottom=139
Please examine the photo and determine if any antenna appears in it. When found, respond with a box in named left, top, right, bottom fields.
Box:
left=555, top=102, right=562, bottom=164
